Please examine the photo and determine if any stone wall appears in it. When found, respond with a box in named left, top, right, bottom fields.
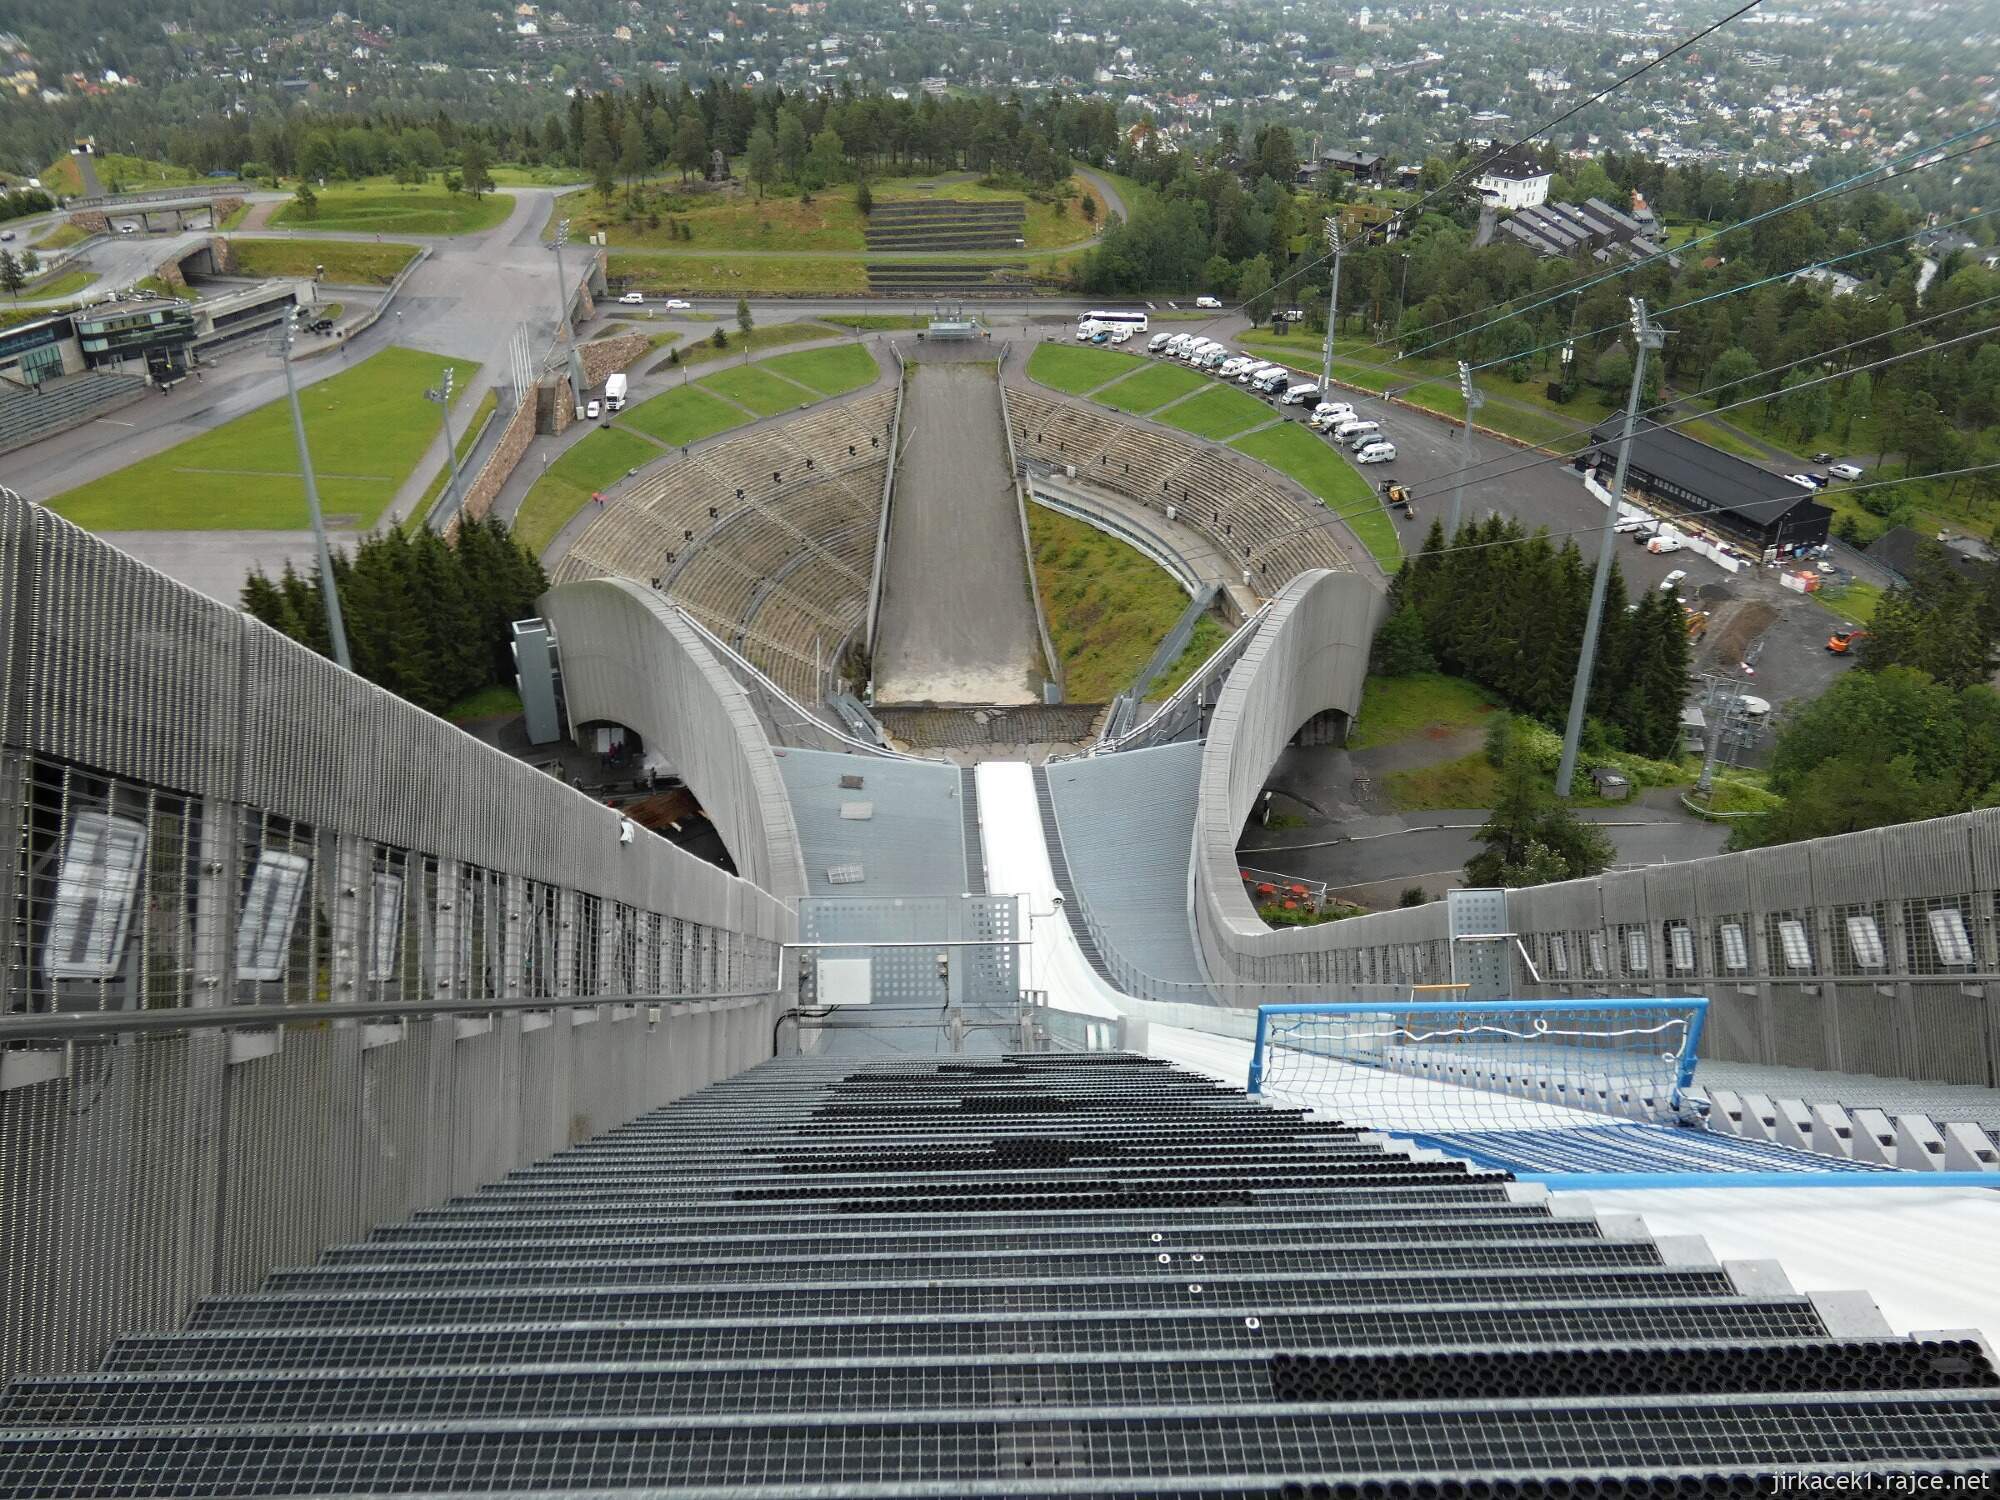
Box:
left=210, top=196, right=244, bottom=226
left=452, top=393, right=539, bottom=532
left=68, top=210, right=109, bottom=235
left=577, top=333, right=652, bottom=388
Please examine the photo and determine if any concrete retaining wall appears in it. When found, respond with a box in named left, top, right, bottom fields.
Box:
left=454, top=392, right=539, bottom=530
left=539, top=578, right=810, bottom=907
left=1192, top=568, right=1384, bottom=992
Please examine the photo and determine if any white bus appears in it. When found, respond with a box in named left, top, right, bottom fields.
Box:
left=1080, top=309, right=1149, bottom=335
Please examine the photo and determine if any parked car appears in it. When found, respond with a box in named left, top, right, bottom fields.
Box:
left=585, top=399, right=602, bottom=420
left=1148, top=333, right=1173, bottom=353
left=1355, top=440, right=1397, bottom=464
left=1345, top=424, right=1384, bottom=449
left=1108, top=326, right=1132, bottom=343
left=1615, top=517, right=1653, bottom=535
left=307, top=317, right=335, bottom=334
left=1828, top=462, right=1865, bottom=481
left=1659, top=569, right=1688, bottom=592
left=664, top=298, right=692, bottom=310
left=0, top=230, right=12, bottom=242
left=618, top=291, right=645, bottom=305
left=1783, top=472, right=1824, bottom=490
left=1195, top=295, right=1222, bottom=309
left=1646, top=532, right=1685, bottom=554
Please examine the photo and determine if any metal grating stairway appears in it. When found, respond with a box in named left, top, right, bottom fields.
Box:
left=4, top=1054, right=2000, bottom=1497
left=962, top=766, right=987, bottom=893
left=1033, top=763, right=1117, bottom=985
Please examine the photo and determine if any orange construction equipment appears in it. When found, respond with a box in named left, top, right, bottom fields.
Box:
left=1827, top=627, right=1868, bottom=655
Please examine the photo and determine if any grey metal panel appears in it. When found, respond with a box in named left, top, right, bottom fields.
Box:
left=1878, top=816, right=1979, bottom=902
left=1743, top=838, right=1814, bottom=912
left=1809, top=826, right=1887, bottom=907
left=1597, top=869, right=1650, bottom=928
left=1966, top=807, right=2000, bottom=892
left=540, top=578, right=809, bottom=907
left=10, top=500, right=241, bottom=799
left=1833, top=985, right=1902, bottom=1079
left=777, top=747, right=964, bottom=899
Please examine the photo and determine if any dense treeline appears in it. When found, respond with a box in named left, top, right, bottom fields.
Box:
left=0, top=189, right=55, bottom=221
left=126, top=79, right=1118, bottom=196
left=1373, top=516, right=1692, bottom=762
left=241, top=518, right=546, bottom=717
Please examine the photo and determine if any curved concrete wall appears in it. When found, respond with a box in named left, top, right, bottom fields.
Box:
left=1193, top=568, right=1385, bottom=992
left=540, top=578, right=810, bottom=908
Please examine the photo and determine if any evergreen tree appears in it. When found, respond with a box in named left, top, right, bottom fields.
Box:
left=744, top=124, right=777, bottom=199
left=1369, top=604, right=1435, bottom=676
left=1465, top=721, right=1616, bottom=887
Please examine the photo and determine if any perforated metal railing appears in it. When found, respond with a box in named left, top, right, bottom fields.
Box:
left=0, top=491, right=792, bottom=1384
left=4, top=1052, right=1998, bottom=1497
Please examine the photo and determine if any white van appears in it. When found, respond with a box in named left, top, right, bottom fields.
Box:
left=1251, top=368, right=1291, bottom=395
left=1075, top=320, right=1101, bottom=341
left=1280, top=382, right=1321, bottom=406
left=1332, top=417, right=1373, bottom=440
left=1239, top=363, right=1277, bottom=386
left=1166, top=333, right=1194, bottom=355
left=1344, top=422, right=1383, bottom=448
left=1309, top=403, right=1355, bottom=430
left=1219, top=356, right=1251, bottom=379
left=1355, top=440, right=1396, bottom=464
left=1185, top=339, right=1219, bottom=362
left=1148, top=332, right=1172, bottom=353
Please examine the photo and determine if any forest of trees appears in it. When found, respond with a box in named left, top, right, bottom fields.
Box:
left=1373, top=516, right=1693, bottom=763
left=117, top=80, right=1119, bottom=203
left=241, top=518, right=547, bottom=718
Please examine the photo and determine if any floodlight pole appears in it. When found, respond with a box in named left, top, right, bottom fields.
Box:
left=1318, top=216, right=1342, bottom=395
left=1555, top=297, right=1662, bottom=800
left=277, top=314, right=352, bottom=671
left=550, top=218, right=571, bottom=343
left=426, top=367, right=462, bottom=530
left=1448, top=361, right=1485, bottom=539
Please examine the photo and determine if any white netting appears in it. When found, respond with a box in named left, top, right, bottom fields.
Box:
left=1250, top=1001, right=1705, bottom=1135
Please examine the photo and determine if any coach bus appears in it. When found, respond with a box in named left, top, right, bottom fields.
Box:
left=1078, top=309, right=1149, bottom=336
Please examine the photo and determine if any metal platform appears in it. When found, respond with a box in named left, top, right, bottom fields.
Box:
left=3, top=1054, right=1998, bottom=1497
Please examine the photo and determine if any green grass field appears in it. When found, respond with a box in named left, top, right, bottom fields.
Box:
left=697, top=363, right=818, bottom=416
left=1229, top=421, right=1402, bottom=569
left=510, top=427, right=662, bottom=556
left=42, top=152, right=199, bottom=195
left=1094, top=362, right=1208, bottom=414
left=1028, top=504, right=1216, bottom=702
left=1154, top=384, right=1271, bottom=441
left=1150, top=615, right=1232, bottom=700
left=616, top=385, right=751, bottom=447
left=488, top=164, right=589, bottom=186
left=1811, top=578, right=1885, bottom=625
left=133, top=275, right=196, bottom=302
left=1346, top=673, right=1501, bottom=751
left=760, top=343, right=879, bottom=397
left=659, top=322, right=832, bottom=373
left=228, top=239, right=419, bottom=285
left=21, top=270, right=93, bottom=301
left=49, top=346, right=476, bottom=532
left=1027, top=342, right=1144, bottom=394
left=34, top=222, right=91, bottom=250
left=273, top=184, right=513, bottom=236
left=1384, top=751, right=1502, bottom=812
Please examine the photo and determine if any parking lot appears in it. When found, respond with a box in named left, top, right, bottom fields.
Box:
left=1130, top=329, right=1865, bottom=727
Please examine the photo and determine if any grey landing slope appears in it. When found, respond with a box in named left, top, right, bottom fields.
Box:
left=872, top=359, right=1047, bottom=706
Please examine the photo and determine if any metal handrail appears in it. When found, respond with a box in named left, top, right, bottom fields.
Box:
left=0, top=987, right=780, bottom=1041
